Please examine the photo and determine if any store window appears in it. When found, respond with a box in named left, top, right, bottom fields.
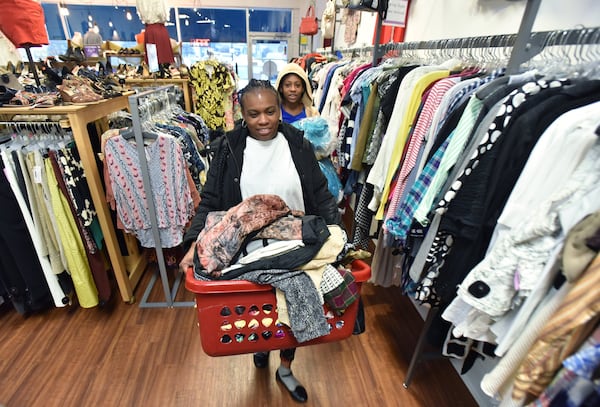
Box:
left=34, top=4, right=291, bottom=87
left=248, top=9, right=291, bottom=33
left=63, top=5, right=177, bottom=46
left=43, top=4, right=65, bottom=41
left=22, top=4, right=66, bottom=62
left=178, top=8, right=247, bottom=69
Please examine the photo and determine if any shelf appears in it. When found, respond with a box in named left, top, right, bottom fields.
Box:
left=0, top=96, right=147, bottom=304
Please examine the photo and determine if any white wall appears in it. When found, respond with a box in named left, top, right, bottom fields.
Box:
left=404, top=0, right=600, bottom=41
left=328, top=0, right=599, bottom=52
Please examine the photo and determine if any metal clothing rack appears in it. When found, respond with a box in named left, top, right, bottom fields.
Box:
left=385, top=23, right=600, bottom=400
left=0, top=121, right=68, bottom=133
left=128, top=86, right=194, bottom=308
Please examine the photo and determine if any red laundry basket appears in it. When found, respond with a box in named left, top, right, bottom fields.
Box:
left=185, top=260, right=371, bottom=357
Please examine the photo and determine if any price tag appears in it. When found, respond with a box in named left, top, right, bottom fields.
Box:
left=146, top=43, right=159, bottom=73
left=33, top=165, right=43, bottom=184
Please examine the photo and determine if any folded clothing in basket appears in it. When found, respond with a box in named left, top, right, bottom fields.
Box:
left=322, top=265, right=359, bottom=315
left=194, top=198, right=330, bottom=280
left=194, top=194, right=293, bottom=276
left=191, top=194, right=360, bottom=343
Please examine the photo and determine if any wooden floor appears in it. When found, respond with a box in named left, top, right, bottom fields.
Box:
left=0, top=267, right=478, bottom=407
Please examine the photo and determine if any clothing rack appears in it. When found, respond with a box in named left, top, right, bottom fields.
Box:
left=373, top=23, right=600, bottom=404
left=317, top=22, right=600, bottom=405
left=0, top=121, right=67, bottom=133
left=325, top=26, right=600, bottom=77
left=128, top=86, right=194, bottom=309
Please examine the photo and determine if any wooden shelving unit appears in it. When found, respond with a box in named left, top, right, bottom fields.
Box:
left=0, top=96, right=147, bottom=304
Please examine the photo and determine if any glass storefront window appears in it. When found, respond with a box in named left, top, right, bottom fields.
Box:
left=35, top=4, right=292, bottom=89
left=62, top=5, right=178, bottom=43
left=42, top=4, right=65, bottom=41
left=251, top=39, right=288, bottom=82
left=249, top=9, right=291, bottom=33
left=21, top=4, right=66, bottom=61
left=178, top=8, right=247, bottom=78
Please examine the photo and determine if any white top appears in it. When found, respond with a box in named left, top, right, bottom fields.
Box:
left=136, top=0, right=170, bottom=24
left=241, top=132, right=305, bottom=213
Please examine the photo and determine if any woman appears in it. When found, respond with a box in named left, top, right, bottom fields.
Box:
left=275, top=62, right=319, bottom=124
left=179, top=79, right=340, bottom=403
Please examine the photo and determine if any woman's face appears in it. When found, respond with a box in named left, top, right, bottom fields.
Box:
left=241, top=89, right=280, bottom=141
left=280, top=74, right=305, bottom=105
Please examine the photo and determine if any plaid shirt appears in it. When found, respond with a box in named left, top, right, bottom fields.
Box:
left=385, top=134, right=452, bottom=247
left=446, top=68, right=506, bottom=116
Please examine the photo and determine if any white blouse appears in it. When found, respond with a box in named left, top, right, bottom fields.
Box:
left=136, top=0, right=170, bottom=24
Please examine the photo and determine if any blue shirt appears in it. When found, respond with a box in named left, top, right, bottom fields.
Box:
left=281, top=106, right=307, bottom=123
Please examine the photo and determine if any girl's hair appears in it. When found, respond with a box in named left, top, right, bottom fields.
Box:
left=238, top=79, right=280, bottom=109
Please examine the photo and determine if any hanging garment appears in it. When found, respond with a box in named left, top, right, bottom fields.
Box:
left=0, top=0, right=48, bottom=47
left=0, top=153, right=54, bottom=313
left=511, top=254, right=600, bottom=402
left=428, top=79, right=600, bottom=306
left=45, top=156, right=98, bottom=308
left=188, top=60, right=236, bottom=131
left=366, top=66, right=451, bottom=220
left=49, top=149, right=111, bottom=305
left=104, top=133, right=195, bottom=248
left=136, top=0, right=170, bottom=24
left=143, top=23, right=175, bottom=64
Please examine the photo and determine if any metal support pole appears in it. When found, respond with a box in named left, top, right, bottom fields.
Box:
left=23, top=47, right=41, bottom=88
left=372, top=12, right=384, bottom=66
left=128, top=86, right=193, bottom=308
left=403, top=307, right=440, bottom=388
left=506, top=0, right=543, bottom=74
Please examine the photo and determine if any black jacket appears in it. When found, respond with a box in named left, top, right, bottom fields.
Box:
left=182, top=121, right=340, bottom=249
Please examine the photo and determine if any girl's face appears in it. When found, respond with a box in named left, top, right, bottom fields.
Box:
left=280, top=74, right=305, bottom=105
left=241, top=89, right=280, bottom=141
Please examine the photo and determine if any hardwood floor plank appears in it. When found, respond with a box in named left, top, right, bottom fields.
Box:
left=0, top=270, right=478, bottom=407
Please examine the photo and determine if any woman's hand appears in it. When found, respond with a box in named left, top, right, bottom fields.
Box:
left=179, top=245, right=196, bottom=274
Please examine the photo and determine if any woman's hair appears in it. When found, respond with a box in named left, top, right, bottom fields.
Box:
left=238, top=79, right=280, bottom=109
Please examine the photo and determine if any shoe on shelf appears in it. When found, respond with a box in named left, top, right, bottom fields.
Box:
left=169, top=65, right=181, bottom=79
left=253, top=352, right=269, bottom=368
left=141, top=62, right=151, bottom=79
left=276, top=369, right=308, bottom=403
left=179, top=64, right=189, bottom=78
left=72, top=47, right=85, bottom=63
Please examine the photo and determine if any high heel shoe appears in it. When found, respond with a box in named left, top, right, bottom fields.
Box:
left=6, top=61, right=16, bottom=74
left=57, top=79, right=102, bottom=104
left=141, top=62, right=151, bottom=79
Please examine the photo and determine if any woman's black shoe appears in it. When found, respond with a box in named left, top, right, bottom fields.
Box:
left=276, top=370, right=308, bottom=403
left=253, top=352, right=269, bottom=368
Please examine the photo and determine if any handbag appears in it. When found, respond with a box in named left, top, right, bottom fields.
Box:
left=299, top=6, right=319, bottom=36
